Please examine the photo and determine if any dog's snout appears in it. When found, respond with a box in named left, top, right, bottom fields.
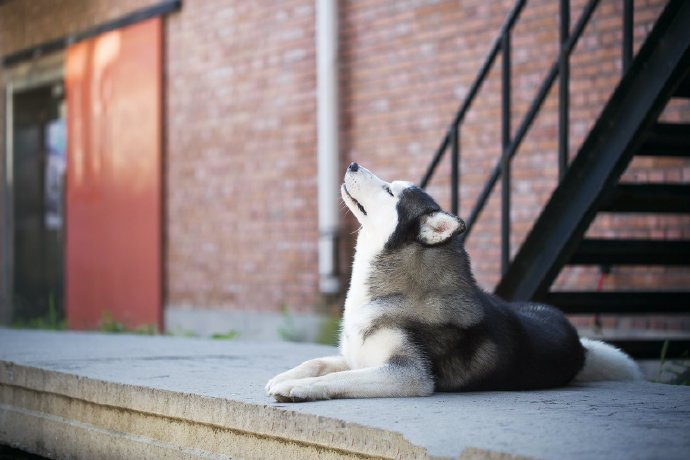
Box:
left=348, top=162, right=359, bottom=172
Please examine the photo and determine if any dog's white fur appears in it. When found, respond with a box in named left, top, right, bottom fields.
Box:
left=266, top=169, right=435, bottom=400
left=575, top=338, right=643, bottom=381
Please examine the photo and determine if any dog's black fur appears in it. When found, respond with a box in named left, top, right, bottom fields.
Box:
left=367, top=185, right=586, bottom=391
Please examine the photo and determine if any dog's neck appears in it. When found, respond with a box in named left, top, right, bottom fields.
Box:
left=344, top=227, right=386, bottom=314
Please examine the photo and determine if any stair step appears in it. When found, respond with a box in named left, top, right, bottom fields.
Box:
left=637, top=123, right=690, bottom=157
left=541, top=291, right=690, bottom=314
left=600, top=184, right=690, bottom=213
left=494, top=0, right=690, bottom=300
left=605, top=339, right=690, bottom=360
left=570, top=239, right=690, bottom=265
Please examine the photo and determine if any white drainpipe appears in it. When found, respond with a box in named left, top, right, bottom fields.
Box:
left=316, top=0, right=340, bottom=295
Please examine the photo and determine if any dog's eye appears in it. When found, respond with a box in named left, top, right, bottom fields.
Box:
left=384, top=185, right=394, bottom=197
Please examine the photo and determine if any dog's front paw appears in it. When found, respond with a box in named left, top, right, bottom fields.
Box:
left=265, top=370, right=296, bottom=395
left=268, top=378, right=329, bottom=403
left=265, top=375, right=280, bottom=395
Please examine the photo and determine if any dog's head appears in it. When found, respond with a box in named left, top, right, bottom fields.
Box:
left=341, top=162, right=466, bottom=249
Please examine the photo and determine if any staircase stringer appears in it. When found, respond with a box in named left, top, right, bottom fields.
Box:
left=495, top=0, right=690, bottom=301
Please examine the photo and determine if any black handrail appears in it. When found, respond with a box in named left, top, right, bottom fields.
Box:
left=464, top=0, right=600, bottom=240
left=420, top=0, right=527, bottom=191
left=420, top=0, right=639, bottom=275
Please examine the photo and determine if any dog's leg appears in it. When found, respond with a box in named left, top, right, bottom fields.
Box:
left=265, top=355, right=349, bottom=394
left=268, top=362, right=434, bottom=402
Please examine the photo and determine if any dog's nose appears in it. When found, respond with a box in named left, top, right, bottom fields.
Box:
left=348, top=162, right=359, bottom=172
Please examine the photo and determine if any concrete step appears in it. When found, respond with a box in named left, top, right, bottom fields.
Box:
left=1, top=329, right=689, bottom=460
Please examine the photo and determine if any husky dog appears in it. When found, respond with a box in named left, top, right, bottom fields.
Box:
left=266, top=163, right=642, bottom=402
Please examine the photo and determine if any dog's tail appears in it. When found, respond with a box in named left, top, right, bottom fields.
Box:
left=574, top=338, right=643, bottom=382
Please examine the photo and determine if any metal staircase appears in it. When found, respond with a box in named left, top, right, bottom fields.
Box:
left=422, top=0, right=690, bottom=358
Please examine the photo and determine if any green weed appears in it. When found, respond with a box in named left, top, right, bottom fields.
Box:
left=11, top=293, right=66, bottom=330
left=657, top=341, right=690, bottom=386
left=211, top=330, right=240, bottom=340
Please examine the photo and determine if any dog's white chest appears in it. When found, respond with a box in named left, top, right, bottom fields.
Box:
left=341, top=302, right=406, bottom=370
left=340, top=229, right=406, bottom=369
left=341, top=312, right=405, bottom=369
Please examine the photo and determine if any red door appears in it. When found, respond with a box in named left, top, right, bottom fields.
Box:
left=65, top=18, right=162, bottom=330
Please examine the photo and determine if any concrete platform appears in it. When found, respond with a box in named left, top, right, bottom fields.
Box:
left=1, top=329, right=689, bottom=459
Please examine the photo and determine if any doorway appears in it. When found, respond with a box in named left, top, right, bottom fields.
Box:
left=9, top=82, right=66, bottom=325
left=4, top=16, right=163, bottom=330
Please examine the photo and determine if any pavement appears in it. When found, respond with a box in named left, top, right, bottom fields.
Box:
left=1, top=329, right=689, bottom=459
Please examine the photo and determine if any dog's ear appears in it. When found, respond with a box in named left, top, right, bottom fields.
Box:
left=418, top=211, right=466, bottom=245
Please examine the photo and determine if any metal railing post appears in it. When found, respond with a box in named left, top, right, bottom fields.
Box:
left=559, top=0, right=570, bottom=180
left=501, top=31, right=512, bottom=275
left=451, top=124, right=460, bottom=215
left=622, top=0, right=633, bottom=74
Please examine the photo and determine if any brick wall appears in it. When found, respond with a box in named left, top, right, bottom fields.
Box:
left=1, top=0, right=688, bottom=328
left=165, top=0, right=320, bottom=314
left=0, top=0, right=321, bottom=317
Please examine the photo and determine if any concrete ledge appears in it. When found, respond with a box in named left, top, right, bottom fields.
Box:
left=1, top=330, right=689, bottom=459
